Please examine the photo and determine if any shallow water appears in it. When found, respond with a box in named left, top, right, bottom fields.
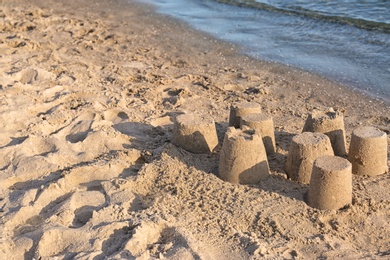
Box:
left=138, top=0, right=390, bottom=102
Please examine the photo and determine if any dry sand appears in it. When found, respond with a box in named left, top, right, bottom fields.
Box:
left=0, top=0, right=389, bottom=259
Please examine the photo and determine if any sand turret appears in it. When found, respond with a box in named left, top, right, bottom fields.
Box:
left=219, top=127, right=269, bottom=184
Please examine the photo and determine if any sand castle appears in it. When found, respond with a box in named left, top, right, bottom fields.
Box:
left=173, top=106, right=388, bottom=211
left=229, top=101, right=261, bottom=128
left=172, top=113, right=219, bottom=154
left=171, top=105, right=386, bottom=210
left=303, top=109, right=347, bottom=156
left=285, top=132, right=334, bottom=184
left=308, top=155, right=352, bottom=210
left=348, top=126, right=388, bottom=176
left=172, top=104, right=272, bottom=185
left=218, top=127, right=269, bottom=184
left=240, top=113, right=276, bottom=155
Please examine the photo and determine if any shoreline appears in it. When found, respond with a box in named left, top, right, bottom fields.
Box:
left=145, top=0, right=390, bottom=105
left=138, top=0, right=390, bottom=104
left=1, top=0, right=389, bottom=259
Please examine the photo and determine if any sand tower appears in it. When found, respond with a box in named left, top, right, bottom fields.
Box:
left=240, top=113, right=276, bottom=155
left=172, top=113, right=218, bottom=154
left=219, top=127, right=269, bottom=184
left=302, top=109, right=346, bottom=156
left=308, top=155, right=352, bottom=210
left=285, top=132, right=334, bottom=184
left=229, top=101, right=261, bottom=128
left=348, top=126, right=388, bottom=176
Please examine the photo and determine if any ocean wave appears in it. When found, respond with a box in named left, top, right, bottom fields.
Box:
left=216, top=0, right=390, bottom=33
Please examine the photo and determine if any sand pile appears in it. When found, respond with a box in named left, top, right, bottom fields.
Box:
left=0, top=0, right=389, bottom=259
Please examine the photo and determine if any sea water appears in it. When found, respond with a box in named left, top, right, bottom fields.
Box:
left=138, top=0, right=390, bottom=102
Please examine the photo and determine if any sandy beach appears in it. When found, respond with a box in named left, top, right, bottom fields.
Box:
left=0, top=0, right=389, bottom=259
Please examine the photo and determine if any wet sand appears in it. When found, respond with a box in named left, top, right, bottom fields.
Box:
left=0, top=0, right=389, bottom=259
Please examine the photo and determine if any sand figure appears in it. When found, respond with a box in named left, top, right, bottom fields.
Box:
left=172, top=113, right=219, bottom=154
left=302, top=109, right=346, bottom=156
left=240, top=113, right=276, bottom=155
left=348, top=126, right=388, bottom=176
left=228, top=101, right=261, bottom=128
left=285, top=132, right=334, bottom=184
left=308, top=155, right=352, bottom=210
left=219, top=127, right=269, bottom=184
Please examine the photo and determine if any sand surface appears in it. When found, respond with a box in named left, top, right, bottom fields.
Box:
left=0, top=0, right=389, bottom=259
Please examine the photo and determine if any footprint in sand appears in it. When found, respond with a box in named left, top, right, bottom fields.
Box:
left=0, top=135, right=57, bottom=183
left=52, top=111, right=95, bottom=143
left=97, top=221, right=164, bottom=258
left=39, top=84, right=70, bottom=103
left=48, top=190, right=106, bottom=228
left=18, top=68, right=38, bottom=84
left=36, top=227, right=91, bottom=258
left=65, top=120, right=93, bottom=143
left=56, top=71, right=76, bottom=85
left=118, top=222, right=201, bottom=259
left=2, top=154, right=59, bottom=189
left=103, top=108, right=129, bottom=124
left=21, top=134, right=57, bottom=156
